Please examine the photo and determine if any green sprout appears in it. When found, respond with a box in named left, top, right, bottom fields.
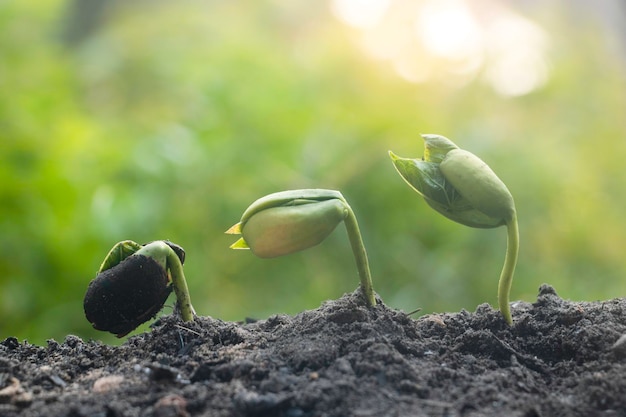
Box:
left=389, top=134, right=519, bottom=324
left=226, top=189, right=376, bottom=306
left=84, top=240, right=195, bottom=337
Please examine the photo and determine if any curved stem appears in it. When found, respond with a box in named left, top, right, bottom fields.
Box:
left=498, top=211, right=519, bottom=325
left=166, top=249, right=195, bottom=322
left=341, top=201, right=376, bottom=307
left=136, top=241, right=195, bottom=322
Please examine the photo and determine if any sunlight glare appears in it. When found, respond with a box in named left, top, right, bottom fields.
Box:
left=330, top=0, right=550, bottom=95
left=360, top=21, right=411, bottom=61
left=483, top=13, right=549, bottom=96
left=330, top=0, right=391, bottom=30
left=393, top=50, right=432, bottom=84
left=416, top=0, right=482, bottom=62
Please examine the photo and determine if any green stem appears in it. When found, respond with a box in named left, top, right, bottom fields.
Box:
left=342, top=200, right=376, bottom=307
left=498, top=211, right=519, bottom=325
left=166, top=249, right=196, bottom=322
left=136, top=241, right=195, bottom=322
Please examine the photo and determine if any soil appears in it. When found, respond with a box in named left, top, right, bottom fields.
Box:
left=2, top=284, right=626, bottom=417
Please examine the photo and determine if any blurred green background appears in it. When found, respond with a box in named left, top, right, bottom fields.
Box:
left=1, top=0, right=625, bottom=345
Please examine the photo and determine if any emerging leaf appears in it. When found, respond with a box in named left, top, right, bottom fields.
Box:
left=98, top=240, right=143, bottom=273
left=225, top=222, right=242, bottom=235
left=229, top=237, right=250, bottom=250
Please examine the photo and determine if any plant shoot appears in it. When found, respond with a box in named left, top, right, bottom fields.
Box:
left=389, top=134, right=519, bottom=324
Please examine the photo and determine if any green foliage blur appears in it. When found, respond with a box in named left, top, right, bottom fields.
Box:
left=1, top=0, right=626, bottom=345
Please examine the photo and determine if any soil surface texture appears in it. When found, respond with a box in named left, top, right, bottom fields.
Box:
left=2, top=284, right=626, bottom=417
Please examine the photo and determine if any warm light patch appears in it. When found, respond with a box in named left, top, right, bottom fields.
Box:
left=483, top=13, right=549, bottom=96
left=330, top=0, right=390, bottom=30
left=330, top=0, right=550, bottom=96
left=416, top=0, right=482, bottom=62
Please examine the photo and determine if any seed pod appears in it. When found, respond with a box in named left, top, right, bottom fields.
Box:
left=440, top=149, right=515, bottom=222
left=84, top=255, right=172, bottom=337
left=241, top=199, right=347, bottom=258
left=239, top=189, right=346, bottom=225
left=389, top=134, right=515, bottom=228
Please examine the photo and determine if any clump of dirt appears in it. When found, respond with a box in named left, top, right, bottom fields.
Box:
left=2, top=284, right=626, bottom=417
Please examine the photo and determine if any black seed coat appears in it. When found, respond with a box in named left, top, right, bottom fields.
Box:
left=83, top=255, right=172, bottom=337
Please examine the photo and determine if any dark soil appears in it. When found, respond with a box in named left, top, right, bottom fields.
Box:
left=2, top=284, right=626, bottom=417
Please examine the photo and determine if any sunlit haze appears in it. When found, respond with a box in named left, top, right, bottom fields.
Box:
left=330, top=0, right=550, bottom=96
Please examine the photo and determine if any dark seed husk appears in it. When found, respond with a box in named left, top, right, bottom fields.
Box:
left=163, top=240, right=185, bottom=264
left=83, top=255, right=172, bottom=337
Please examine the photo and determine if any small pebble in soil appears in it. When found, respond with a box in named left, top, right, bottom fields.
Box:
left=153, top=394, right=189, bottom=417
left=92, top=375, right=125, bottom=393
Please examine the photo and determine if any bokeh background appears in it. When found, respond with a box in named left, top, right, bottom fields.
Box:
left=1, top=0, right=625, bottom=345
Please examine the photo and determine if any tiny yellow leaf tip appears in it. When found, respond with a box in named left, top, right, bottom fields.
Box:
left=229, top=238, right=250, bottom=250
left=225, top=222, right=242, bottom=235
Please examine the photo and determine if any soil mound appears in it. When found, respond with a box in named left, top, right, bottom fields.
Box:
left=1, top=285, right=625, bottom=416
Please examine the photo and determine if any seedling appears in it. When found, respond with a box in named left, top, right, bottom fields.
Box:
left=389, top=134, right=519, bottom=324
left=84, top=240, right=195, bottom=337
left=226, top=189, right=376, bottom=306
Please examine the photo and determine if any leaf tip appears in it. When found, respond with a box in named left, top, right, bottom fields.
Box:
left=225, top=222, right=242, bottom=235
left=229, top=237, right=250, bottom=250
